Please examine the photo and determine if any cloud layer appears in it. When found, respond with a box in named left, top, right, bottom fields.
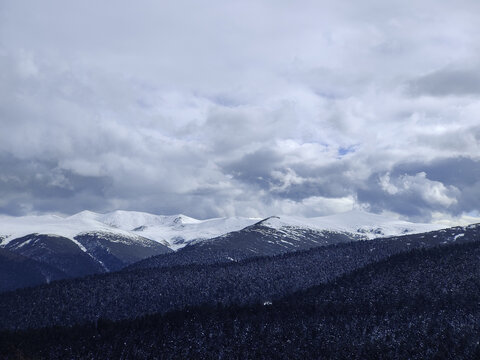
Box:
left=1, top=0, right=479, bottom=222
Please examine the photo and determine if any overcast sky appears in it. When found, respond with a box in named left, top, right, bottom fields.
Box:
left=1, top=0, right=480, bottom=223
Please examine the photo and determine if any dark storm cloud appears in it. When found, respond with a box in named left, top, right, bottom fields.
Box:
left=391, top=157, right=480, bottom=188
left=408, top=67, right=480, bottom=97
left=0, top=152, right=112, bottom=215
left=358, top=187, right=431, bottom=221
left=220, top=149, right=283, bottom=189
left=271, top=161, right=357, bottom=201
left=1, top=0, right=480, bottom=222
left=220, top=149, right=358, bottom=202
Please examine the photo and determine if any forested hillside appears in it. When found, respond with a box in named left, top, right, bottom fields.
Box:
left=127, top=221, right=363, bottom=270
left=2, top=240, right=480, bottom=359
left=0, top=248, right=65, bottom=293
left=128, top=222, right=472, bottom=270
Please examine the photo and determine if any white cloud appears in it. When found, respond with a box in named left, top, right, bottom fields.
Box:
left=431, top=211, right=480, bottom=227
left=379, top=172, right=459, bottom=207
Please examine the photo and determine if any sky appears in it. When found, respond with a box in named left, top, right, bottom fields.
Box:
left=1, top=0, right=480, bottom=223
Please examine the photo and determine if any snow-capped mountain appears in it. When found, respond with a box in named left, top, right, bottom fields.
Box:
left=0, top=209, right=449, bottom=291
left=83, top=210, right=262, bottom=250
left=0, top=210, right=259, bottom=250
left=128, top=211, right=446, bottom=270
left=0, top=211, right=261, bottom=288
left=0, top=213, right=157, bottom=248
left=0, top=212, right=175, bottom=282
left=0, top=211, right=263, bottom=260
left=0, top=209, right=443, bottom=252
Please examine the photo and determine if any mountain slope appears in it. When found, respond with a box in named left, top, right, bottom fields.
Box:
left=129, top=213, right=444, bottom=270
left=2, top=232, right=172, bottom=278
left=74, top=232, right=172, bottom=272
left=3, top=234, right=105, bottom=277
left=128, top=218, right=365, bottom=269
left=0, top=247, right=66, bottom=292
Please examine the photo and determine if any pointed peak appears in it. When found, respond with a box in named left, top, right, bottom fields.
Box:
left=254, top=216, right=280, bottom=226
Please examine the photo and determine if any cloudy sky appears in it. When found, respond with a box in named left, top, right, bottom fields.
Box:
left=1, top=0, right=480, bottom=223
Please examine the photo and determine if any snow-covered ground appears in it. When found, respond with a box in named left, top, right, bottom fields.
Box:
left=0, top=209, right=446, bottom=250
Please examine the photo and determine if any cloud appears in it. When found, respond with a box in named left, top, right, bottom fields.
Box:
left=408, top=66, right=480, bottom=97
left=380, top=172, right=459, bottom=207
left=358, top=157, right=480, bottom=220
left=0, top=153, right=112, bottom=216
left=0, top=0, right=480, bottom=223
left=220, top=148, right=283, bottom=189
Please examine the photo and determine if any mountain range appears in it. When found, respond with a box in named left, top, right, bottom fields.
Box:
left=0, top=210, right=443, bottom=292
left=1, top=209, right=479, bottom=358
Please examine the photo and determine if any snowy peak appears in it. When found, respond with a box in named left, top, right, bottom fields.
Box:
left=125, top=215, right=261, bottom=250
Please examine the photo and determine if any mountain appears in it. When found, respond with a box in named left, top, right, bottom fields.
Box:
left=2, top=232, right=172, bottom=276
left=261, top=210, right=443, bottom=239
left=1, top=223, right=476, bottom=331
left=67, top=210, right=261, bottom=249
left=128, top=217, right=365, bottom=269
left=0, top=210, right=442, bottom=252
left=0, top=210, right=444, bottom=292
left=0, top=210, right=261, bottom=250
left=0, top=214, right=173, bottom=287
left=129, top=211, right=444, bottom=269
left=0, top=211, right=257, bottom=288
